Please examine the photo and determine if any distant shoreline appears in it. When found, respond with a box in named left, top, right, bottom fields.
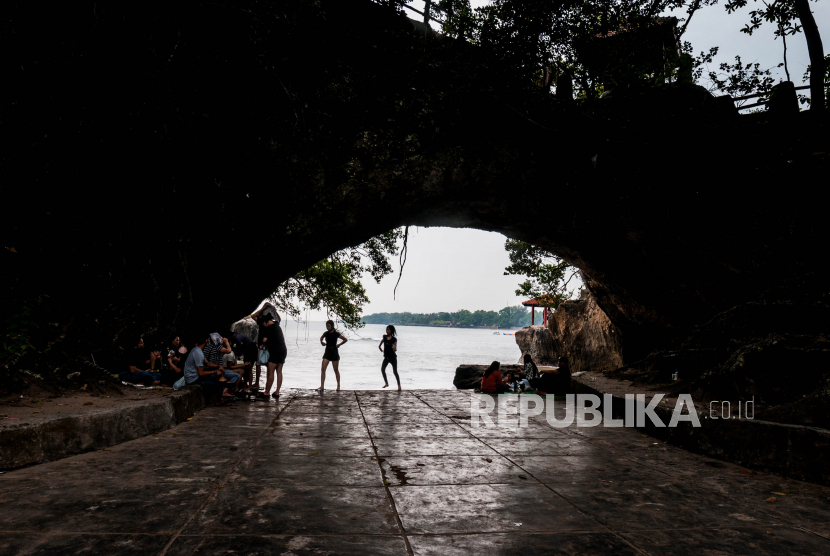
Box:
left=367, top=323, right=524, bottom=331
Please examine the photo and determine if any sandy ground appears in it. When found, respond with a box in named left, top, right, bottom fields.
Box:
left=0, top=386, right=173, bottom=430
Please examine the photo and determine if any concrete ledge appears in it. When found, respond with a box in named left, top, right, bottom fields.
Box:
left=0, top=386, right=205, bottom=469
left=571, top=378, right=830, bottom=486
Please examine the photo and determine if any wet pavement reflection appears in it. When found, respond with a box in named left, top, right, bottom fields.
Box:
left=1, top=389, right=829, bottom=555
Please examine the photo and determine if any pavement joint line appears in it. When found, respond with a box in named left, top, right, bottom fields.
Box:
left=173, top=533, right=413, bottom=538
left=0, top=531, right=177, bottom=536
left=13, top=526, right=789, bottom=537
left=401, top=524, right=787, bottom=535
left=411, top=392, right=653, bottom=556
left=354, top=391, right=415, bottom=556
left=789, top=525, right=830, bottom=542
left=156, top=394, right=297, bottom=556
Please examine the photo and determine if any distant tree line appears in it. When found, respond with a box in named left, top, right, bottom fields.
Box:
left=362, top=305, right=533, bottom=328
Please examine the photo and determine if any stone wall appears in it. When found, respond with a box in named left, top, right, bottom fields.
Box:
left=515, top=290, right=624, bottom=375
left=0, top=387, right=205, bottom=469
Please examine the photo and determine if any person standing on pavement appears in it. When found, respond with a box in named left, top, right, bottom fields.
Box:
left=378, top=325, right=400, bottom=390
left=258, top=313, right=287, bottom=399
left=318, top=320, right=347, bottom=392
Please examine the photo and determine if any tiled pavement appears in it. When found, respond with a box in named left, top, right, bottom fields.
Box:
left=1, top=390, right=829, bottom=555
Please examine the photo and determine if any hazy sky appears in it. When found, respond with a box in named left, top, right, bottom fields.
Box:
left=299, top=227, right=581, bottom=319
left=361, top=227, right=582, bottom=315
left=408, top=0, right=829, bottom=99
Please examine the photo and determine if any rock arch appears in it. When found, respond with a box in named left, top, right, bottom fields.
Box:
left=3, top=0, right=827, bottom=376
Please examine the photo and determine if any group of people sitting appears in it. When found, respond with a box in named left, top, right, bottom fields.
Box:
left=119, top=310, right=287, bottom=404
left=479, top=354, right=571, bottom=395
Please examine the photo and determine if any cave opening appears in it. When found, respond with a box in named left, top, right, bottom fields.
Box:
left=230, top=227, right=584, bottom=391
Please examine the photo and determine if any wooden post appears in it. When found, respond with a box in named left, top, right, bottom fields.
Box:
left=543, top=306, right=547, bottom=326
left=531, top=307, right=535, bottom=326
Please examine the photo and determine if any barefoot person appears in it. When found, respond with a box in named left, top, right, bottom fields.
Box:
left=204, top=333, right=240, bottom=400
left=318, top=320, right=347, bottom=391
left=378, top=325, right=400, bottom=390
left=258, top=313, right=287, bottom=399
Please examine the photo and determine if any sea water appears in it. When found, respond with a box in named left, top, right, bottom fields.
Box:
left=268, top=320, right=522, bottom=390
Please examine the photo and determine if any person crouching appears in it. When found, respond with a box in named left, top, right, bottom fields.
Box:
left=203, top=332, right=241, bottom=401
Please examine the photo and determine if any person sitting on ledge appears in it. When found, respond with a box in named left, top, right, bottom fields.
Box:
left=480, top=361, right=511, bottom=394
left=530, top=356, right=571, bottom=395
left=119, top=337, right=161, bottom=386
left=518, top=353, right=539, bottom=392
left=160, top=335, right=188, bottom=387
left=222, top=345, right=251, bottom=395
left=502, top=369, right=518, bottom=392
left=204, top=333, right=240, bottom=399
left=183, top=334, right=228, bottom=404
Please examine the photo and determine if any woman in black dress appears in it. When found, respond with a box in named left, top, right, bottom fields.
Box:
left=258, top=313, right=287, bottom=399
left=318, top=320, right=347, bottom=391
left=377, top=325, right=400, bottom=390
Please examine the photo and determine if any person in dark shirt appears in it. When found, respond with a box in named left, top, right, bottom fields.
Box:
left=530, top=356, right=571, bottom=395
left=228, top=329, right=257, bottom=393
left=160, top=335, right=188, bottom=386
left=377, top=325, right=400, bottom=390
left=120, top=337, right=161, bottom=386
left=518, top=353, right=539, bottom=391
left=258, top=314, right=287, bottom=399
left=252, top=303, right=280, bottom=390
left=318, top=320, right=347, bottom=392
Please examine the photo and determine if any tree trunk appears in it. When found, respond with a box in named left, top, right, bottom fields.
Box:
left=793, top=0, right=825, bottom=112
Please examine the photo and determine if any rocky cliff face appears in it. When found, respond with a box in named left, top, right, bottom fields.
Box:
left=515, top=290, right=623, bottom=375
left=514, top=327, right=557, bottom=366
left=549, top=290, right=624, bottom=374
